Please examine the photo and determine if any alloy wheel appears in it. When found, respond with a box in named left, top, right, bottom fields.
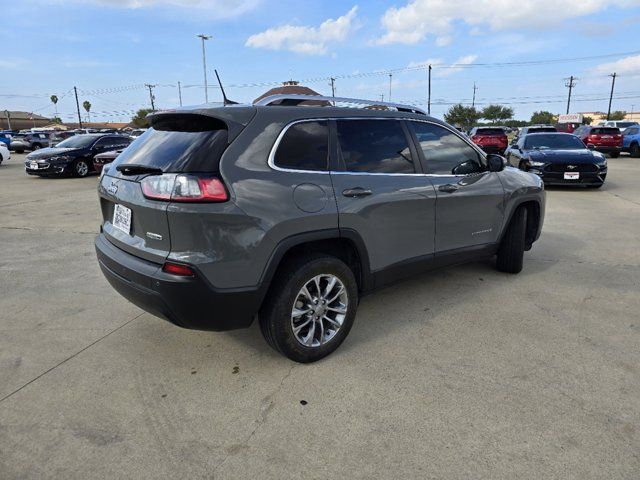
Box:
left=290, top=274, right=348, bottom=347
left=76, top=161, right=89, bottom=176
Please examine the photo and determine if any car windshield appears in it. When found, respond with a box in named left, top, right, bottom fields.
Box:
left=524, top=134, right=585, bottom=150
left=56, top=135, right=99, bottom=148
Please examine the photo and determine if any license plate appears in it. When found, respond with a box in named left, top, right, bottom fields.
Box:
left=112, top=204, right=132, bottom=235
left=602, top=135, right=611, bottom=139
left=29, top=161, right=38, bottom=169
left=564, top=172, right=580, bottom=180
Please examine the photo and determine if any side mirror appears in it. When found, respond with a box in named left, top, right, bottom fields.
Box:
left=487, top=154, right=507, bottom=172
left=587, top=144, right=596, bottom=150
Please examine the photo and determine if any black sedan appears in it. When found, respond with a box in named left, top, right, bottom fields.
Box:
left=506, top=132, right=607, bottom=188
left=25, top=134, right=131, bottom=177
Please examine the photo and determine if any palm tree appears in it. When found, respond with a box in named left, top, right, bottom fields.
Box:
left=82, top=100, right=92, bottom=123
left=50, top=95, right=58, bottom=118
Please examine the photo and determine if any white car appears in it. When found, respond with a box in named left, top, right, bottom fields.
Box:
left=0, top=142, right=10, bottom=165
left=604, top=120, right=639, bottom=132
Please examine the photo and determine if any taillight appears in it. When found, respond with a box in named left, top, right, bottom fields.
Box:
left=471, top=135, right=480, bottom=142
left=141, top=174, right=228, bottom=203
left=162, top=262, right=195, bottom=276
left=588, top=134, right=600, bottom=142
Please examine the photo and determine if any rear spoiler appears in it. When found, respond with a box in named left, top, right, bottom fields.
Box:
left=147, top=106, right=256, bottom=142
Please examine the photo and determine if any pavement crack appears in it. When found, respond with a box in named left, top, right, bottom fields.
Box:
left=211, top=364, right=296, bottom=479
left=0, top=312, right=145, bottom=406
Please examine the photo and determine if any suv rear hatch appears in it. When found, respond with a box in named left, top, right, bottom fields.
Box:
left=98, top=108, right=254, bottom=264
left=471, top=128, right=508, bottom=148
left=588, top=127, right=622, bottom=147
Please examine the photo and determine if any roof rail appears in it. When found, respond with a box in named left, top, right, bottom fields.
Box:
left=254, top=94, right=427, bottom=115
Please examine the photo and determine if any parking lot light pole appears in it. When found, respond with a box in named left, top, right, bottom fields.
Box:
left=197, top=34, right=212, bottom=103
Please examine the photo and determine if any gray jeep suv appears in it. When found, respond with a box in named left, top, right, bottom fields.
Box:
left=95, top=95, right=545, bottom=362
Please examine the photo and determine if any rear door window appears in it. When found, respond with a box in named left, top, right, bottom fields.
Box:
left=274, top=121, right=328, bottom=171
left=336, top=119, right=415, bottom=174
left=111, top=114, right=229, bottom=173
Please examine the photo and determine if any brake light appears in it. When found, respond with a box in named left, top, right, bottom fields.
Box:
left=588, top=134, right=600, bottom=142
left=141, top=174, right=228, bottom=203
left=162, top=262, right=195, bottom=276
left=471, top=135, right=480, bottom=142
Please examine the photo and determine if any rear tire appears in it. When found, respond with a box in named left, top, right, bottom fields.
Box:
left=497, top=207, right=527, bottom=274
left=259, top=254, right=358, bottom=363
left=631, top=143, right=640, bottom=158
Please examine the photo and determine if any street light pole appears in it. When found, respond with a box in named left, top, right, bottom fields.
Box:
left=606, top=72, right=617, bottom=121
left=197, top=34, right=212, bottom=103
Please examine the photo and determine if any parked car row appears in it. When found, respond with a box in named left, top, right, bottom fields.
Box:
left=466, top=122, right=640, bottom=159
left=1, top=127, right=146, bottom=153
left=24, top=133, right=133, bottom=177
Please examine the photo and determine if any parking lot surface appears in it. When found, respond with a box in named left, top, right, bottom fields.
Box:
left=1, top=153, right=639, bottom=479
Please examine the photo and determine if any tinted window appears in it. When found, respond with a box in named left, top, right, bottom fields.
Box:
left=524, top=134, right=586, bottom=150
left=274, top=121, right=328, bottom=171
left=476, top=128, right=506, bottom=136
left=337, top=120, right=414, bottom=174
left=591, top=127, right=620, bottom=135
left=409, top=122, right=483, bottom=175
left=56, top=135, right=101, bottom=148
left=111, top=114, right=228, bottom=173
left=626, top=128, right=639, bottom=135
left=529, top=127, right=557, bottom=133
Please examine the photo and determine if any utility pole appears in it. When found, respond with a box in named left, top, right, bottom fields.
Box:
left=606, top=72, right=617, bottom=121
left=145, top=84, right=156, bottom=111
left=4, top=110, right=11, bottom=130
left=427, top=64, right=432, bottom=115
left=197, top=34, right=212, bottom=103
left=564, top=76, right=577, bottom=114
left=178, top=81, right=183, bottom=106
left=388, top=73, right=393, bottom=102
left=380, top=94, right=384, bottom=102
left=472, top=82, right=477, bottom=108
left=73, top=86, right=83, bottom=128
left=330, top=77, right=336, bottom=98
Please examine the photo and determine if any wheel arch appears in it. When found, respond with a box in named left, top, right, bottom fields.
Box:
left=257, top=229, right=372, bottom=308
left=500, top=199, right=542, bottom=249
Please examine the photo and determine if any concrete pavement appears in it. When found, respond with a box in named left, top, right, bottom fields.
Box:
left=1, top=153, right=639, bottom=479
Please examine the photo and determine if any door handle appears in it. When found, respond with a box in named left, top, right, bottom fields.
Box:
left=438, top=184, right=459, bottom=193
left=342, top=188, right=372, bottom=198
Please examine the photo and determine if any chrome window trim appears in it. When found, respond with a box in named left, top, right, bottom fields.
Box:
left=267, top=117, right=488, bottom=178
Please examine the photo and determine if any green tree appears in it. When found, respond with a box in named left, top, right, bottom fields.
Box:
left=131, top=108, right=154, bottom=128
left=530, top=111, right=556, bottom=125
left=608, top=110, right=626, bottom=121
left=583, top=116, right=593, bottom=125
left=82, top=100, right=92, bottom=123
left=481, top=104, right=514, bottom=124
left=444, top=104, right=480, bottom=130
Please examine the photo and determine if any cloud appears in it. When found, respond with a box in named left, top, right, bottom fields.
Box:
left=375, top=0, right=640, bottom=45
left=69, top=0, right=259, bottom=18
left=246, top=6, right=359, bottom=55
left=408, top=55, right=477, bottom=77
left=593, top=54, right=640, bottom=76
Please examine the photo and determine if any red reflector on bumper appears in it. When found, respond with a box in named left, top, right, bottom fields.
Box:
left=162, top=262, right=195, bottom=276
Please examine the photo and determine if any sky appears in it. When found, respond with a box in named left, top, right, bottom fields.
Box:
left=2, top=0, right=640, bottom=123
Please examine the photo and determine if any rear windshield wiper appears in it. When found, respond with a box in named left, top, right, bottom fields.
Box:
left=116, top=164, right=163, bottom=176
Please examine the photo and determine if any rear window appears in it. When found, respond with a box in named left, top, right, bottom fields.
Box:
left=274, top=121, right=328, bottom=171
left=337, top=119, right=415, bottom=174
left=529, top=127, right=557, bottom=133
left=476, top=128, right=505, bottom=136
left=111, top=114, right=228, bottom=173
left=591, top=127, right=619, bottom=135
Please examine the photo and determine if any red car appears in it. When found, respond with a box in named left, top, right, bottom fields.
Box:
left=468, top=127, right=508, bottom=154
left=93, top=149, right=124, bottom=174
left=572, top=125, right=622, bottom=158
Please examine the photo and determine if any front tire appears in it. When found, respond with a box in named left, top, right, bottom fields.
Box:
left=497, top=207, right=527, bottom=274
left=259, top=254, right=358, bottom=363
left=73, top=159, right=90, bottom=177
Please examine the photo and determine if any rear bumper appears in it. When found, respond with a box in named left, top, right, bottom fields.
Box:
left=477, top=145, right=506, bottom=154
left=95, top=233, right=261, bottom=331
left=592, top=146, right=621, bottom=154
